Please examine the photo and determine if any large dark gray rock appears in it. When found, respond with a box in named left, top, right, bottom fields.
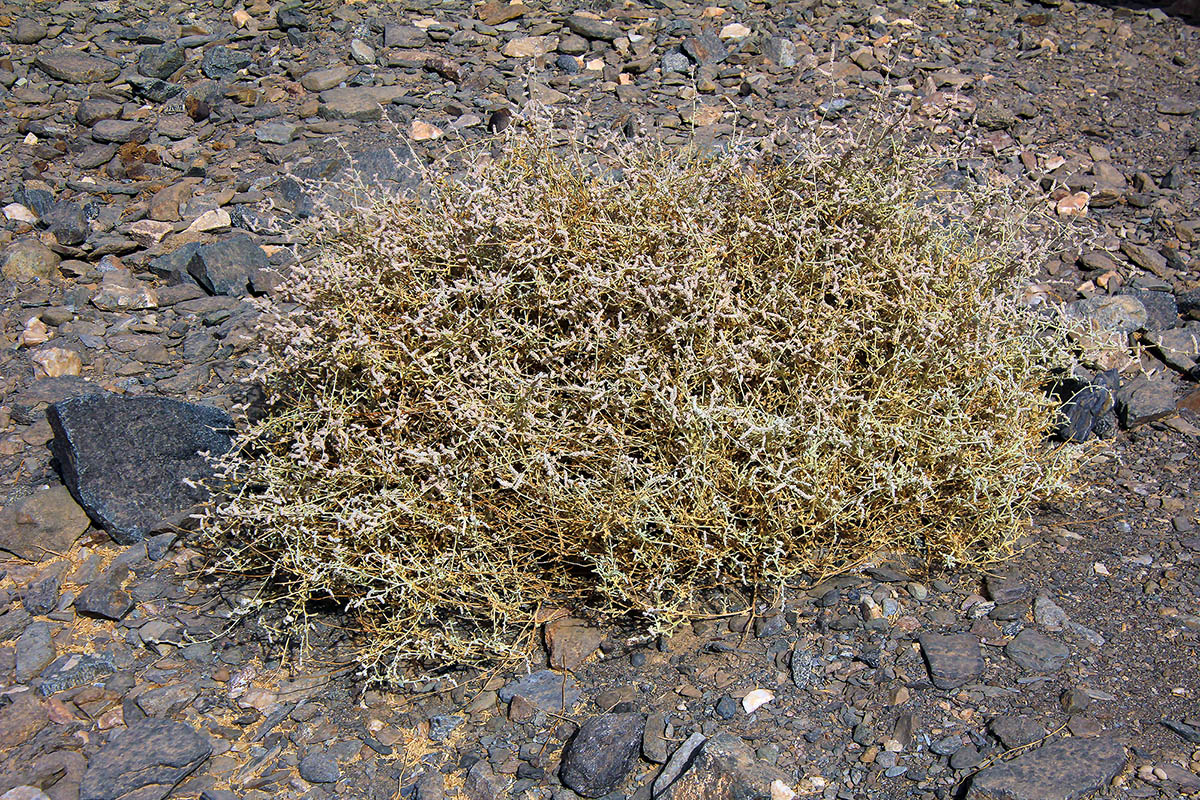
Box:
left=966, top=736, right=1125, bottom=800
left=79, top=718, right=211, bottom=800
left=48, top=392, right=233, bottom=545
left=560, top=713, right=645, bottom=797
left=186, top=234, right=269, bottom=296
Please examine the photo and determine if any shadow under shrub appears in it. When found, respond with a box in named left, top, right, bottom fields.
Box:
left=203, top=119, right=1077, bottom=680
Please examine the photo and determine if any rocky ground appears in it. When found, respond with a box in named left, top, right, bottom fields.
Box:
left=1, top=0, right=1199, bottom=799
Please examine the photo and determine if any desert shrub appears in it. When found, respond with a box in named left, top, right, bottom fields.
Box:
left=203, top=116, right=1077, bottom=680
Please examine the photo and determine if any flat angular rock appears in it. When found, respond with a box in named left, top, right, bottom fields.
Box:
left=301, top=65, right=356, bottom=92
left=545, top=616, right=603, bottom=670
left=15, top=622, right=56, bottom=683
left=200, top=45, right=250, bottom=79
left=137, top=44, right=185, bottom=79
left=13, top=18, right=48, bottom=43
left=384, top=24, right=426, bottom=48
left=498, top=669, right=581, bottom=712
left=560, top=713, right=645, bottom=797
left=1120, top=241, right=1169, bottom=277
left=655, top=732, right=787, bottom=799
left=48, top=392, right=234, bottom=545
left=79, top=718, right=211, bottom=800
left=1063, top=295, right=1147, bottom=333
left=0, top=485, right=90, bottom=561
left=683, top=31, right=728, bottom=65
left=919, top=632, right=984, bottom=689
left=187, top=233, right=269, bottom=296
left=1120, top=289, right=1178, bottom=331
left=1006, top=629, right=1069, bottom=672
left=991, top=716, right=1048, bottom=749
left=90, top=119, right=150, bottom=144
left=966, top=736, right=1124, bottom=800
left=1115, top=376, right=1176, bottom=426
left=1147, top=324, right=1200, bottom=372
left=565, top=14, right=621, bottom=41
left=75, top=570, right=134, bottom=621
left=34, top=51, right=120, bottom=84
left=37, top=652, right=114, bottom=696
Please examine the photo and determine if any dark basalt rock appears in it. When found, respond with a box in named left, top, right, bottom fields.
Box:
left=79, top=718, right=211, bottom=800
left=48, top=392, right=234, bottom=545
left=560, top=713, right=645, bottom=798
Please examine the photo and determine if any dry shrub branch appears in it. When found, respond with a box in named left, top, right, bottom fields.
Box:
left=203, top=116, right=1078, bottom=680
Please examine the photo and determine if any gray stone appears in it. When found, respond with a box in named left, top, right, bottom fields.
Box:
left=661, top=51, right=690, bottom=73
left=1147, top=324, right=1200, bottom=372
left=137, top=45, right=184, bottom=79
left=1063, top=295, right=1147, bottom=333
left=1006, top=629, right=1069, bottom=672
left=428, top=714, right=463, bottom=742
left=985, top=574, right=1030, bottom=605
left=255, top=121, right=298, bottom=145
left=200, top=46, right=250, bottom=79
left=990, top=716, right=1047, bottom=749
left=75, top=568, right=134, bottom=621
left=318, top=87, right=386, bottom=121
left=1120, top=241, right=1169, bottom=277
left=187, top=234, right=269, bottom=296
left=1051, top=375, right=1115, bottom=442
left=642, top=711, right=671, bottom=763
left=1115, top=376, right=1176, bottom=426
left=301, top=66, right=356, bottom=92
left=2, top=239, right=60, bottom=282
left=350, top=39, right=376, bottom=65
left=683, top=31, right=727, bottom=65
left=565, top=14, right=621, bottom=41
left=282, top=145, right=420, bottom=218
left=498, top=669, right=581, bottom=712
left=0, top=485, right=90, bottom=561
left=298, top=751, right=339, bottom=784
left=384, top=24, right=426, bottom=48
left=1120, top=289, right=1178, bottom=331
left=76, top=98, right=123, bottom=127
left=48, top=392, right=234, bottom=545
left=22, top=569, right=62, bottom=616
left=763, top=37, right=797, bottom=67
left=919, top=633, right=984, bottom=689
left=44, top=202, right=89, bottom=247
left=37, top=652, right=114, bottom=696
left=90, top=119, right=150, bottom=144
left=655, top=732, right=787, bottom=799
left=15, top=622, right=56, bottom=684
left=79, top=718, right=211, bottom=800
left=560, top=713, right=645, bottom=798
left=966, top=736, right=1125, bottom=800
left=34, top=51, right=120, bottom=84
left=13, top=18, right=48, bottom=44
left=462, top=760, right=507, bottom=800
left=652, top=733, right=706, bottom=798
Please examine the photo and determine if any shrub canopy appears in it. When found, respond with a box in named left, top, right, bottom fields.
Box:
left=205, top=120, right=1076, bottom=679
